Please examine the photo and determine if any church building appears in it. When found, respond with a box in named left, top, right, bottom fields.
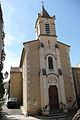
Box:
left=10, top=5, right=76, bottom=115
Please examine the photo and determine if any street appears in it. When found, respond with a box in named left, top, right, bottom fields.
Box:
left=1, top=99, right=74, bottom=120
left=1, top=104, right=74, bottom=120
left=2, top=105, right=43, bottom=120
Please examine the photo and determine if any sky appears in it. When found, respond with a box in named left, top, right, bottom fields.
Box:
left=1, top=0, right=80, bottom=80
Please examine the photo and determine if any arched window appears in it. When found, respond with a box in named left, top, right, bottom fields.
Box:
left=48, top=57, right=53, bottom=69
left=45, top=23, right=50, bottom=33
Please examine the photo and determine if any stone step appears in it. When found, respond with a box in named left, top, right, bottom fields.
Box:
left=44, top=111, right=74, bottom=120
left=45, top=116, right=73, bottom=120
left=46, top=114, right=69, bottom=118
left=32, top=113, right=74, bottom=120
left=47, top=109, right=67, bottom=116
left=50, top=109, right=63, bottom=113
left=43, top=114, right=73, bottom=120
left=46, top=112, right=68, bottom=117
left=44, top=110, right=72, bottom=120
left=32, top=110, right=75, bottom=120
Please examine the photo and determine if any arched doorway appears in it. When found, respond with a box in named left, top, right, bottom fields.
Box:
left=49, top=85, right=59, bottom=110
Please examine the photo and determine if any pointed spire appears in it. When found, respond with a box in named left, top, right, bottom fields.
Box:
left=40, top=4, right=51, bottom=18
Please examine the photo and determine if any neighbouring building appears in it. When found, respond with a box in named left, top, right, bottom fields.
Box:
left=10, top=67, right=22, bottom=104
left=10, top=5, right=77, bottom=115
left=72, top=64, right=80, bottom=108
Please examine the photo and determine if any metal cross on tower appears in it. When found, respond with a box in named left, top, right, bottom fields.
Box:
left=41, top=1, right=45, bottom=6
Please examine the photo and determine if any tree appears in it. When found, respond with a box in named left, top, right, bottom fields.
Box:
left=0, top=31, right=5, bottom=118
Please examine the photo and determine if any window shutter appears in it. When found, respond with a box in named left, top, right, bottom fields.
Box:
left=40, top=42, right=44, bottom=47
left=55, top=44, right=59, bottom=48
left=58, top=69, right=62, bottom=75
left=42, top=69, right=46, bottom=75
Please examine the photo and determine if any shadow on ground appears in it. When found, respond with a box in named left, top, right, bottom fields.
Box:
left=1, top=111, right=19, bottom=120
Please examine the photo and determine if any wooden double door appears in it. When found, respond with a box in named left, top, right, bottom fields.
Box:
left=49, top=86, right=59, bottom=110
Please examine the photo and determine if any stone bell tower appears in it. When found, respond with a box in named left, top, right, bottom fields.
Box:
left=35, top=5, right=56, bottom=39
left=35, top=5, right=67, bottom=114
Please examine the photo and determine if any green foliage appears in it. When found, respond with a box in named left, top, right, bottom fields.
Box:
left=0, top=30, right=5, bottom=118
left=0, top=31, right=5, bottom=99
left=0, top=99, right=3, bottom=118
left=0, top=68, right=4, bottom=118
left=0, top=69, right=4, bottom=99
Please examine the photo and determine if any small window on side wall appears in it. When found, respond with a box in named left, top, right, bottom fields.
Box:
left=48, top=57, right=53, bottom=70
left=45, top=23, right=50, bottom=34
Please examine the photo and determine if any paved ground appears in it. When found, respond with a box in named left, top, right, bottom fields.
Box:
left=1, top=105, right=43, bottom=120
left=1, top=102, right=75, bottom=120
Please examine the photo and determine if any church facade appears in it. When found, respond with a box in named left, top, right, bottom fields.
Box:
left=10, top=6, right=76, bottom=115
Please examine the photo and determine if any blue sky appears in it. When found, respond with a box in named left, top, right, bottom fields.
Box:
left=1, top=0, right=80, bottom=75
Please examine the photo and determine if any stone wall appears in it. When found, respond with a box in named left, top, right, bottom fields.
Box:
left=72, top=67, right=80, bottom=96
left=24, top=40, right=41, bottom=115
left=58, top=42, right=76, bottom=108
left=10, top=72, right=22, bottom=104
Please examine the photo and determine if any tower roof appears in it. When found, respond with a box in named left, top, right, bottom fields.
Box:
left=40, top=5, right=51, bottom=18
